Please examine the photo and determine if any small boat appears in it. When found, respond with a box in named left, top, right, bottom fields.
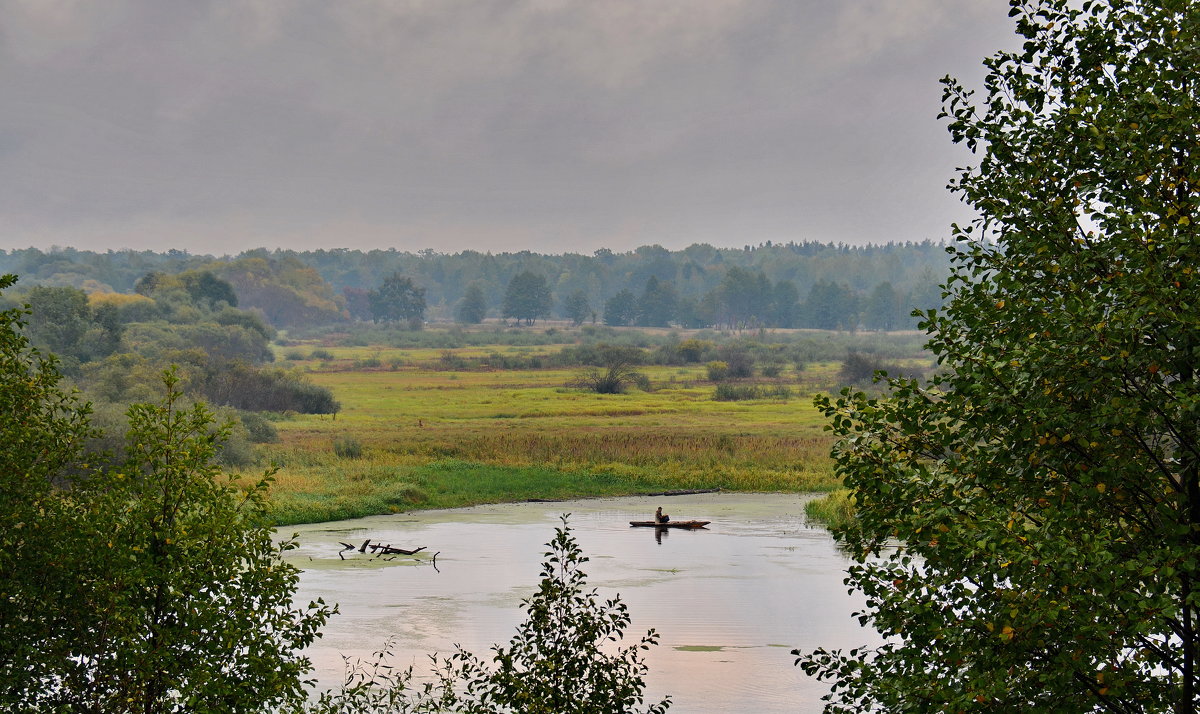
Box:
left=629, top=520, right=710, bottom=529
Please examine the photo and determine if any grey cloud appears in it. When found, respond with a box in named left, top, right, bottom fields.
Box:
left=0, top=0, right=1018, bottom=254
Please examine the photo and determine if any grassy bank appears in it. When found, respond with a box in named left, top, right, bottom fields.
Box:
left=802, top=488, right=856, bottom=531
left=252, top=334, right=929, bottom=525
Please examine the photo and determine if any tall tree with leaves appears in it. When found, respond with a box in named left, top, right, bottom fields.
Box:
left=563, top=289, right=591, bottom=326
left=369, top=273, right=426, bottom=326
left=456, top=283, right=488, bottom=324
left=50, top=374, right=334, bottom=712
left=799, top=1, right=1200, bottom=711
left=0, top=275, right=95, bottom=709
left=603, top=289, right=638, bottom=327
left=635, top=276, right=678, bottom=328
left=502, top=271, right=552, bottom=326
left=0, top=275, right=332, bottom=711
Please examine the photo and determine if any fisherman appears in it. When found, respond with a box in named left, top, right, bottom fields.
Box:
left=655, top=506, right=670, bottom=524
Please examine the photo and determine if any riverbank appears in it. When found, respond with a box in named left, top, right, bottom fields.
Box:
left=265, top=458, right=841, bottom=526
left=249, top=347, right=846, bottom=525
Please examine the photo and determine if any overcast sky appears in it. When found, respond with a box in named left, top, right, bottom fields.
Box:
left=0, top=1, right=1018, bottom=256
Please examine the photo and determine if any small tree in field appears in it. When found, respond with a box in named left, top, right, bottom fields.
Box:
left=369, top=273, right=426, bottom=326
left=456, top=283, right=488, bottom=324
left=502, top=271, right=552, bottom=326
left=798, top=1, right=1200, bottom=712
left=563, top=289, right=591, bottom=326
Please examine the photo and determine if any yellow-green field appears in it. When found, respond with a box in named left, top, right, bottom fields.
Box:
left=256, top=344, right=850, bottom=525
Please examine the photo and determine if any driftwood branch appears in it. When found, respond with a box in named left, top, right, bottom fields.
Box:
left=371, top=544, right=427, bottom=556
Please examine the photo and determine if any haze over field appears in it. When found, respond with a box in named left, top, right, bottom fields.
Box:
left=1, top=1, right=1015, bottom=255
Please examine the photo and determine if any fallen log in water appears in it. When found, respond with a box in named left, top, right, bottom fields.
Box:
left=371, top=544, right=427, bottom=556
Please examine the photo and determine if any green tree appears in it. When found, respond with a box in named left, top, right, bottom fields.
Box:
left=61, top=375, right=333, bottom=712
left=771, top=279, right=800, bottom=328
left=801, top=279, right=858, bottom=331
left=635, top=276, right=677, bottom=328
left=502, top=271, right=552, bottom=326
left=180, top=270, right=239, bottom=309
left=0, top=277, right=332, bottom=711
left=563, top=289, right=590, bottom=326
left=456, top=283, right=488, bottom=324
left=861, top=281, right=902, bottom=331
left=23, top=285, right=94, bottom=357
left=369, top=273, right=427, bottom=326
left=0, top=275, right=96, bottom=709
left=603, top=289, right=637, bottom=327
left=712, top=267, right=771, bottom=329
left=798, top=1, right=1200, bottom=711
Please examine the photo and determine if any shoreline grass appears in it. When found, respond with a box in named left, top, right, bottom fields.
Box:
left=251, top=334, right=930, bottom=525
left=802, top=488, right=855, bottom=530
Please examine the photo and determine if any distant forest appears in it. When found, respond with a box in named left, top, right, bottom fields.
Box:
left=0, top=240, right=950, bottom=331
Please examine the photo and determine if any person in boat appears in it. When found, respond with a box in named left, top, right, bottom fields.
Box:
left=655, top=506, right=670, bottom=524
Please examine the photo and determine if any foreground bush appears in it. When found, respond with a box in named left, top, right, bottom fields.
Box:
left=308, top=515, right=670, bottom=714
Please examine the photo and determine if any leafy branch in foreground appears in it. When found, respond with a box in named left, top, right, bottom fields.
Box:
left=309, top=515, right=670, bottom=714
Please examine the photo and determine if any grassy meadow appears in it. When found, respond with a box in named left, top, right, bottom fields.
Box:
left=253, top=332, right=929, bottom=525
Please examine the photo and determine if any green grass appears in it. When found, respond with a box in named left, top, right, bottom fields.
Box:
left=250, top=333, right=932, bottom=525
left=803, top=488, right=856, bottom=530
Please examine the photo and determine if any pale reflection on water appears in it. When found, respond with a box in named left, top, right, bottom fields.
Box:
left=286, top=493, right=878, bottom=713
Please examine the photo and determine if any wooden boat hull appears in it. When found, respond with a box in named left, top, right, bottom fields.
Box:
left=629, top=520, right=710, bottom=529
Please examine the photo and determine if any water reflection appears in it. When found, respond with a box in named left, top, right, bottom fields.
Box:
left=285, top=493, right=878, bottom=714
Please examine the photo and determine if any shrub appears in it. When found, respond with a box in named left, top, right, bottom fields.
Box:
left=713, top=384, right=791, bottom=401
left=310, top=348, right=334, bottom=361
left=718, top=346, right=755, bottom=378
left=333, top=437, right=364, bottom=459
left=238, top=410, right=279, bottom=443
left=705, top=361, right=729, bottom=381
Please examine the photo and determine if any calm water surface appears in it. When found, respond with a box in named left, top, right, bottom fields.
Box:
left=286, top=493, right=878, bottom=713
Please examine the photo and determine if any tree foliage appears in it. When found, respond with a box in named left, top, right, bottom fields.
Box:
left=563, top=289, right=591, bottom=326
left=798, top=1, right=1200, bottom=711
left=0, top=275, right=96, bottom=708
left=502, top=271, right=552, bottom=326
left=456, top=283, right=488, bottom=324
left=0, top=275, right=333, bottom=711
left=369, top=272, right=427, bottom=326
left=603, top=289, right=638, bottom=327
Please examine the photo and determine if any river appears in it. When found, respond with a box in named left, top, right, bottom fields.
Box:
left=286, top=493, right=877, bottom=713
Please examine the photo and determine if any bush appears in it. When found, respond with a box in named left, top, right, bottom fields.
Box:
left=705, top=361, right=729, bottom=381
left=717, top=345, right=755, bottom=378
left=310, top=348, right=334, bottom=361
left=713, top=384, right=791, bottom=401
left=333, top=437, right=364, bottom=459
left=238, top=410, right=279, bottom=443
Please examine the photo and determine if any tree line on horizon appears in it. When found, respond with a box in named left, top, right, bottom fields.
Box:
left=0, top=239, right=949, bottom=332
